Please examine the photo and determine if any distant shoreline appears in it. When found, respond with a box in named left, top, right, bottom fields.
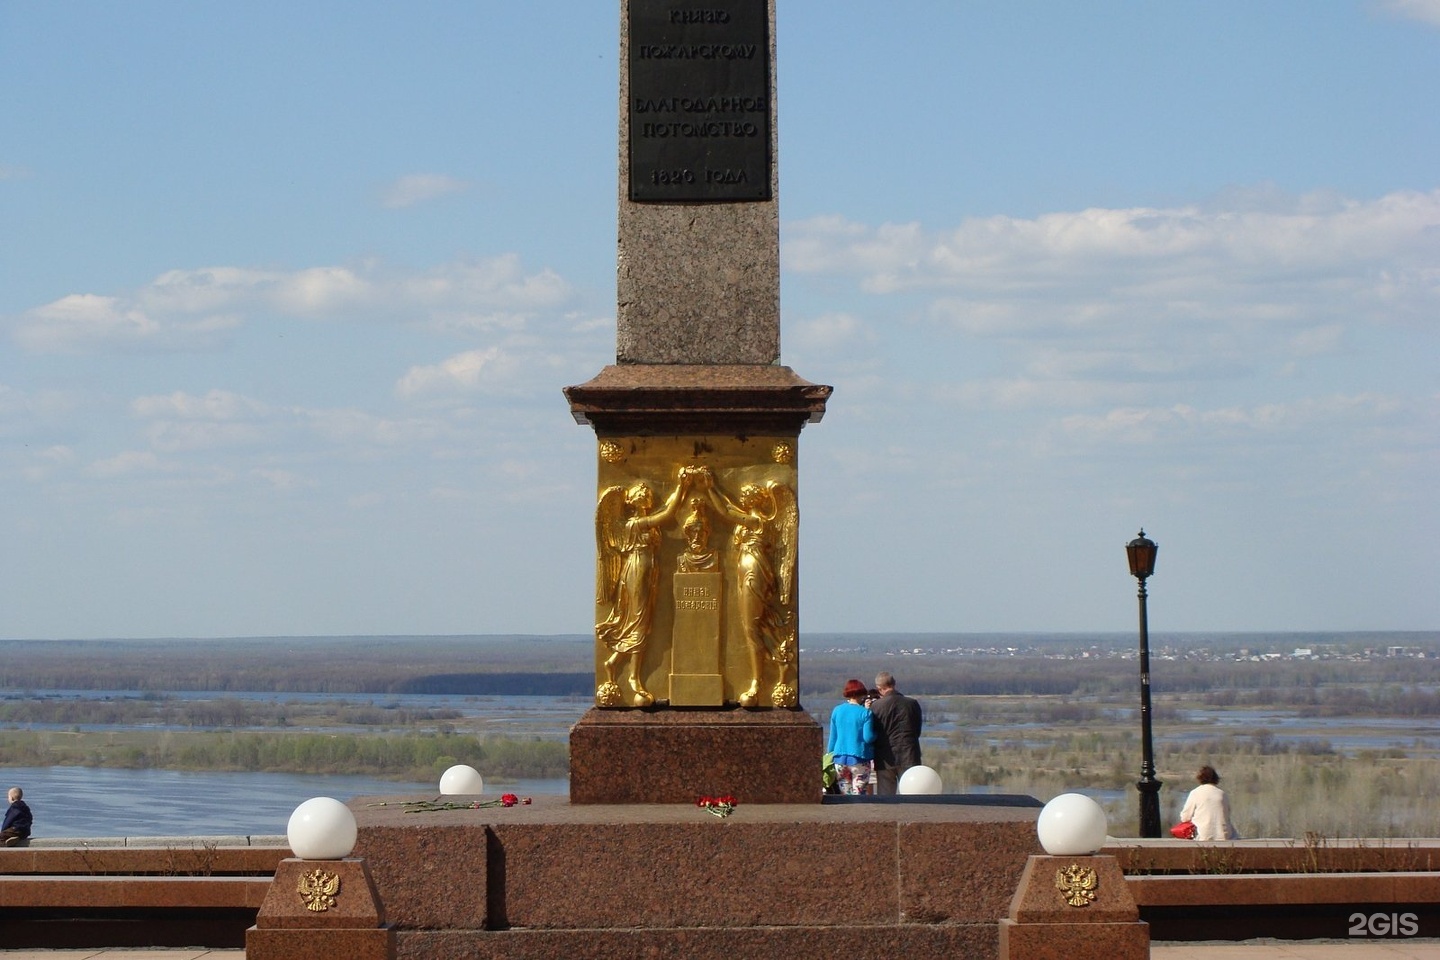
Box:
left=3, top=630, right=1437, bottom=644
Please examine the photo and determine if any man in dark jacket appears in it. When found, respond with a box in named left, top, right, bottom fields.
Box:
left=2, top=786, right=32, bottom=846
left=870, top=672, right=922, bottom=795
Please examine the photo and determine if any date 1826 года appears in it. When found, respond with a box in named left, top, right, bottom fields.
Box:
left=648, top=168, right=751, bottom=187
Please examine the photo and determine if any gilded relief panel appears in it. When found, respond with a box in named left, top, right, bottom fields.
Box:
left=593, top=435, right=799, bottom=708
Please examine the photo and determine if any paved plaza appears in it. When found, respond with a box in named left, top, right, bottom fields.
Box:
left=4, top=942, right=1440, bottom=959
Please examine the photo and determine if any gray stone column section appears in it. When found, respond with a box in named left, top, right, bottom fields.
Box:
left=617, top=0, right=780, bottom=365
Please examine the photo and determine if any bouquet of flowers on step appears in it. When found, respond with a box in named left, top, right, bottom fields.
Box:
left=696, top=795, right=738, bottom=818
left=368, top=794, right=532, bottom=813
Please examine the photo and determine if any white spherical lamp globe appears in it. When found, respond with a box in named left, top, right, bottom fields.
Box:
left=286, top=797, right=357, bottom=860
left=438, top=764, right=484, bottom=796
left=1036, top=793, right=1109, bottom=856
left=897, top=764, right=943, bottom=795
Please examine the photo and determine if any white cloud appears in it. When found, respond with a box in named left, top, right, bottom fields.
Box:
left=272, top=266, right=373, bottom=314
left=785, top=188, right=1440, bottom=386
left=1055, top=394, right=1417, bottom=448
left=301, top=407, right=448, bottom=447
left=403, top=255, right=573, bottom=333
left=132, top=389, right=270, bottom=421
left=788, top=312, right=872, bottom=354
left=17, top=445, right=77, bottom=482
left=11, top=290, right=240, bottom=353
left=251, top=468, right=311, bottom=491
left=86, top=450, right=166, bottom=478
left=144, top=420, right=268, bottom=453
left=381, top=173, right=470, bottom=209
left=933, top=378, right=1141, bottom=412
left=126, top=388, right=460, bottom=452
left=16, top=294, right=160, bottom=348
left=0, top=165, right=33, bottom=181
left=1, top=384, right=82, bottom=421
left=12, top=255, right=577, bottom=353
left=786, top=189, right=1440, bottom=301
left=395, top=346, right=516, bottom=397
left=128, top=390, right=275, bottom=454
left=1289, top=324, right=1346, bottom=357
left=143, top=265, right=371, bottom=318
left=1376, top=0, right=1440, bottom=27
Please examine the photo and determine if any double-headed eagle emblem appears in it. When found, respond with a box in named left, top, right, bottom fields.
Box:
left=1054, top=862, right=1099, bottom=907
left=297, top=867, right=342, bottom=912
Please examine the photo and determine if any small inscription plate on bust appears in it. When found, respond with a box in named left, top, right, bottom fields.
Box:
left=628, top=0, right=771, bottom=203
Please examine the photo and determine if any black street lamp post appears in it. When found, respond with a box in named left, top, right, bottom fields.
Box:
left=1126, top=529, right=1162, bottom=838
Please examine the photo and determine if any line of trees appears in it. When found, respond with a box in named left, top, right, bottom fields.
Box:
left=0, top=697, right=464, bottom=728
left=0, top=729, right=568, bottom=781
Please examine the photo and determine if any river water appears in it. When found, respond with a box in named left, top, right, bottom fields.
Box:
left=3, top=766, right=568, bottom=838
left=2, top=689, right=582, bottom=837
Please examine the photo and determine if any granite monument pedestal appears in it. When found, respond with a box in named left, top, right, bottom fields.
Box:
left=569, top=706, right=821, bottom=804
left=351, top=794, right=1044, bottom=960
left=565, top=362, right=830, bottom=804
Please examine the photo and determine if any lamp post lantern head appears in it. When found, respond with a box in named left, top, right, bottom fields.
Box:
left=1126, top=529, right=1158, bottom=581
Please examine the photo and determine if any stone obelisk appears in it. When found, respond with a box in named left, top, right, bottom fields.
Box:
left=565, top=0, right=830, bottom=804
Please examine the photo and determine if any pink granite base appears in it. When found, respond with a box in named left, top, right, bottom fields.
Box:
left=253, top=858, right=386, bottom=929
left=247, top=858, right=396, bottom=960
left=568, top=706, right=823, bottom=804
left=999, top=855, right=1148, bottom=960
left=396, top=924, right=996, bottom=959
left=246, top=926, right=396, bottom=960
left=350, top=794, right=1043, bottom=960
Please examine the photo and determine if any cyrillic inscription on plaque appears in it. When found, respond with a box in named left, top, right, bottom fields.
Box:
left=670, top=571, right=724, bottom=705
left=628, top=0, right=771, bottom=202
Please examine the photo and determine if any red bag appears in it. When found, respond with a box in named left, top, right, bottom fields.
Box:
left=1170, top=820, right=1196, bottom=839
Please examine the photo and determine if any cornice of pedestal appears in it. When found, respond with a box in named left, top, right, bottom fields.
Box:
left=563, top=363, right=831, bottom=434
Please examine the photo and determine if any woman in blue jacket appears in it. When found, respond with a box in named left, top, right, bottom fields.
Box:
left=827, top=679, right=877, bottom=795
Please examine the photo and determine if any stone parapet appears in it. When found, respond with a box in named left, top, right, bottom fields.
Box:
left=0, top=840, right=289, bottom=874
left=1105, top=837, right=1440, bottom=874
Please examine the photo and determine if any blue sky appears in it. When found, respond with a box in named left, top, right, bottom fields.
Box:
left=2, top=2, right=1436, bottom=640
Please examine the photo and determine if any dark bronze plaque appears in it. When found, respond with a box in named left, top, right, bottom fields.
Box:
left=628, top=0, right=771, bottom=203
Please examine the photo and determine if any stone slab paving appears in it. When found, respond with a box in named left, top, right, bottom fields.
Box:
left=4, top=942, right=1440, bottom=959
left=1153, top=941, right=1440, bottom=960
left=0, top=952, right=245, bottom=959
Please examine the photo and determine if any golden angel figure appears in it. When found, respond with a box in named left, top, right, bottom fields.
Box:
left=699, top=471, right=799, bottom=707
left=594, top=469, right=689, bottom=707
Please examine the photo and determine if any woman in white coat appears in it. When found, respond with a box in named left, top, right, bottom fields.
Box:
left=1179, top=765, right=1238, bottom=840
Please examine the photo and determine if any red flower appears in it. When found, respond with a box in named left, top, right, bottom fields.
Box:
left=372, top=795, right=531, bottom=814
left=695, top=795, right=738, bottom=818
